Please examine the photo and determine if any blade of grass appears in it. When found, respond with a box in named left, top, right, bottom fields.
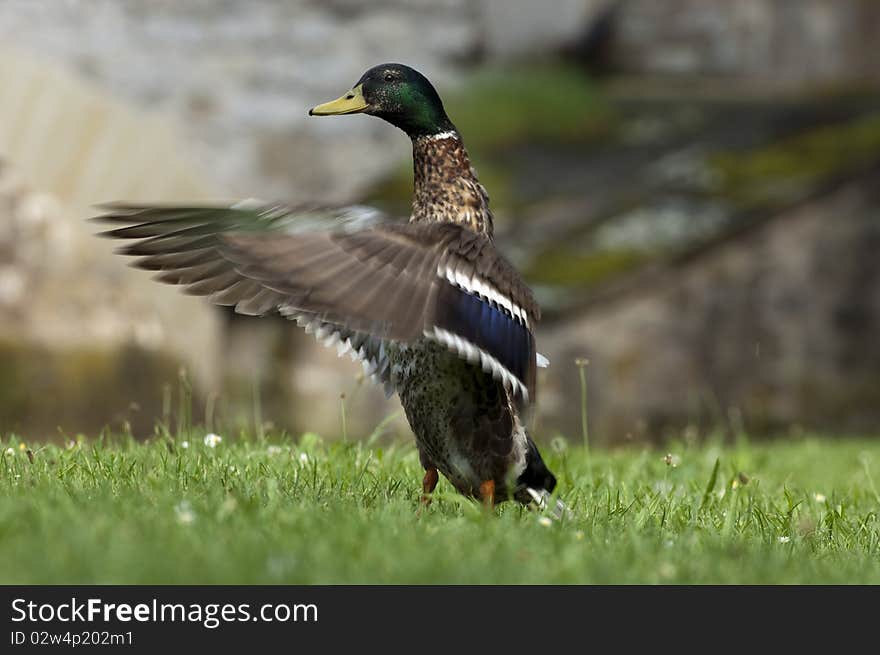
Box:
left=700, top=458, right=721, bottom=512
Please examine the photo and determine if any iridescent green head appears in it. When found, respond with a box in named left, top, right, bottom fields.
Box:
left=309, top=63, right=455, bottom=138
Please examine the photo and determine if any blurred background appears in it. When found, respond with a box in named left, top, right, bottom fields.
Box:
left=1, top=0, right=878, bottom=445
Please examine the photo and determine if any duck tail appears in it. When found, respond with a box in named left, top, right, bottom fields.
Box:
left=517, top=436, right=569, bottom=519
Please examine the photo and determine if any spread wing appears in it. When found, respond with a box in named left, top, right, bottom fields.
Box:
left=94, top=202, right=542, bottom=400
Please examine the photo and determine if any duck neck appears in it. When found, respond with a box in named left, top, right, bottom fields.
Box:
left=410, top=130, right=493, bottom=238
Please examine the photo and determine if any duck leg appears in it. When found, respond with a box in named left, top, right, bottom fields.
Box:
left=479, top=479, right=495, bottom=509
left=420, top=467, right=439, bottom=508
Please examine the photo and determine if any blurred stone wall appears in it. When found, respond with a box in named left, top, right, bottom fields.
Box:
left=1, top=0, right=878, bottom=440
left=0, top=156, right=220, bottom=436
left=539, top=169, right=880, bottom=442
left=606, top=0, right=880, bottom=84
left=0, top=0, right=486, bottom=202
left=0, top=0, right=606, bottom=438
left=1, top=0, right=872, bottom=204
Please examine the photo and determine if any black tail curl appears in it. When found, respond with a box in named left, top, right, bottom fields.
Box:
left=516, top=436, right=557, bottom=495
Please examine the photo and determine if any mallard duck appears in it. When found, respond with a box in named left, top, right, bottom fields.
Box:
left=95, top=63, right=560, bottom=511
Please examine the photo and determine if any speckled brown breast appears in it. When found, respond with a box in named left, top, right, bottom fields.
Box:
left=387, top=339, right=528, bottom=498
left=410, top=133, right=493, bottom=236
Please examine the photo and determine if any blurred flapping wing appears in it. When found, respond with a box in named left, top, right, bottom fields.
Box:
left=94, top=202, right=541, bottom=400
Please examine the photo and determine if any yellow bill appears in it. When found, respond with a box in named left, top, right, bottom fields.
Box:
left=309, top=84, right=369, bottom=116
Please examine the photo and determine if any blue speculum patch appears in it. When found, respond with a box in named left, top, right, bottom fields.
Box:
left=440, top=284, right=531, bottom=388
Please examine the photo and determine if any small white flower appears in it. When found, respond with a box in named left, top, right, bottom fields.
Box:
left=778, top=536, right=791, bottom=544
left=175, top=501, right=196, bottom=525
left=813, top=493, right=826, bottom=503
left=299, top=452, right=309, bottom=464
left=228, top=465, right=238, bottom=475
left=180, top=440, right=189, bottom=449
left=267, top=446, right=282, bottom=456
left=4, top=447, right=14, bottom=456
left=662, top=453, right=681, bottom=468
left=204, top=433, right=222, bottom=448
left=537, top=516, right=553, bottom=527
left=574, top=530, right=585, bottom=541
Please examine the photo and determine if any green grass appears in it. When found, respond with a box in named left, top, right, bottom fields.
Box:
left=1, top=432, right=879, bottom=584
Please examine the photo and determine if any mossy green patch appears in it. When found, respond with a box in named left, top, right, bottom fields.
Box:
left=0, top=340, right=186, bottom=438
left=524, top=247, right=648, bottom=287
left=445, top=63, right=613, bottom=151
left=712, top=112, right=880, bottom=206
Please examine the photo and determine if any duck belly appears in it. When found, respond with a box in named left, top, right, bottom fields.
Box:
left=389, top=339, right=528, bottom=498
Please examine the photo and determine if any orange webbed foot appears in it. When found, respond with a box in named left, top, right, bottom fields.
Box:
left=479, top=479, right=495, bottom=509
left=418, top=467, right=439, bottom=513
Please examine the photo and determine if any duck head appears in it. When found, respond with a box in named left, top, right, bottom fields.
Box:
left=309, top=63, right=455, bottom=138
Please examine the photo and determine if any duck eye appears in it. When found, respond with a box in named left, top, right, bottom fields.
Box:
left=384, top=73, right=394, bottom=82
